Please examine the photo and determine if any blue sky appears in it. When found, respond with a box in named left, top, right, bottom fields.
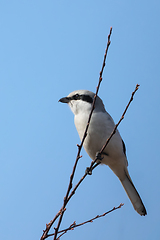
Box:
left=0, top=1, right=160, bottom=239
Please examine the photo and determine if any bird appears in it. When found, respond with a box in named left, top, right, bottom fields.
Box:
left=59, top=90, right=147, bottom=216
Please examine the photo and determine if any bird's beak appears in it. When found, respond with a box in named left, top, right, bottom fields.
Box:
left=58, top=97, right=70, bottom=103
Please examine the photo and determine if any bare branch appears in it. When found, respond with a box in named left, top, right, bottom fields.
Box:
left=100, top=84, right=140, bottom=155
left=40, top=27, right=113, bottom=240
left=40, top=28, right=139, bottom=240
left=48, top=203, right=124, bottom=238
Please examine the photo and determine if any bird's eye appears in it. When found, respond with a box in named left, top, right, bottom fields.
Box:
left=73, top=94, right=80, bottom=100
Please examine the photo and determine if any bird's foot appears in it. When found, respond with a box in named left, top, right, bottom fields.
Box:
left=96, top=151, right=103, bottom=161
left=85, top=167, right=92, bottom=175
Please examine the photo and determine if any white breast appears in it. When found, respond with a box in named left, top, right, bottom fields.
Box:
left=74, top=111, right=124, bottom=160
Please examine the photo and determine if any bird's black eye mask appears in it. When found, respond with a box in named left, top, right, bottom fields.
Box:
left=69, top=94, right=93, bottom=104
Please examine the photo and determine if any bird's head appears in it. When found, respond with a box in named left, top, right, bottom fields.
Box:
left=59, top=90, right=105, bottom=115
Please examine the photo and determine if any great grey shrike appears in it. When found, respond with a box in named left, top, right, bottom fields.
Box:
left=59, top=90, right=147, bottom=216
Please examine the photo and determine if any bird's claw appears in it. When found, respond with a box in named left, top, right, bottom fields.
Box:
left=85, top=167, right=92, bottom=175
left=96, top=152, right=103, bottom=161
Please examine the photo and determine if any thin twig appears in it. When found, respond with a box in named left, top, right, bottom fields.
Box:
left=99, top=84, right=140, bottom=155
left=48, top=203, right=124, bottom=238
left=62, top=27, right=113, bottom=205
left=40, top=27, right=112, bottom=240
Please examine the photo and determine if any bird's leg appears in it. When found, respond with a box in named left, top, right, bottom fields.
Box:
left=96, top=151, right=104, bottom=161
left=85, top=152, right=103, bottom=175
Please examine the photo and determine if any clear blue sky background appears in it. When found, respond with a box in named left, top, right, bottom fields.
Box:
left=0, top=1, right=160, bottom=239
